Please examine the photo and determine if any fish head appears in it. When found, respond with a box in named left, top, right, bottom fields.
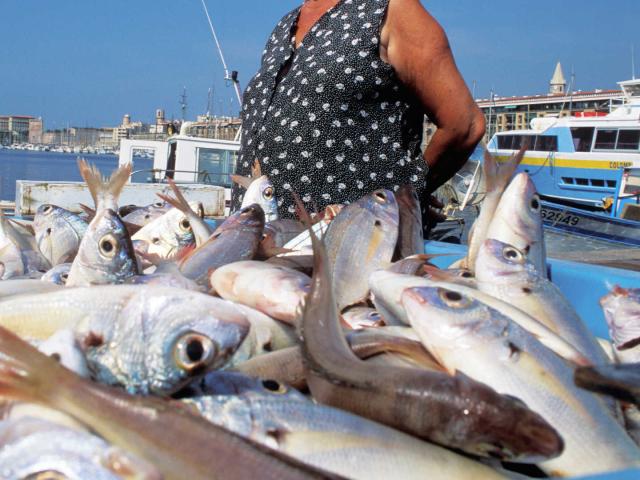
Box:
left=34, top=204, right=84, bottom=265
left=39, top=330, right=90, bottom=378
left=227, top=204, right=266, bottom=232
left=41, top=263, right=72, bottom=285
left=601, top=286, right=640, bottom=350
left=475, top=238, right=535, bottom=283
left=75, top=208, right=138, bottom=284
left=147, top=303, right=251, bottom=394
left=362, top=189, right=400, bottom=228
left=242, top=176, right=278, bottom=222
left=133, top=208, right=195, bottom=258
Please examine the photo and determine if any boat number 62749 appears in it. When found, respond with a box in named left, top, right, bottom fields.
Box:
left=540, top=209, right=580, bottom=226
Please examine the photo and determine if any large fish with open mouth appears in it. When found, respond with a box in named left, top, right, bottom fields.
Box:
left=402, top=285, right=640, bottom=477
left=487, top=172, right=547, bottom=275
left=184, top=372, right=508, bottom=480
left=475, top=239, right=608, bottom=365
left=232, top=159, right=278, bottom=223
left=300, top=214, right=563, bottom=462
left=67, top=160, right=138, bottom=286
left=34, top=204, right=88, bottom=266
left=0, top=326, right=343, bottom=480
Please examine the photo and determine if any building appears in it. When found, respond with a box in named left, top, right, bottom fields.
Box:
left=476, top=62, right=624, bottom=139
left=188, top=116, right=241, bottom=141
left=0, top=115, right=37, bottom=144
left=112, top=113, right=146, bottom=142
left=28, top=118, right=43, bottom=144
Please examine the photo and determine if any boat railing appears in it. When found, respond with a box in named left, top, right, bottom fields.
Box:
left=130, top=168, right=233, bottom=188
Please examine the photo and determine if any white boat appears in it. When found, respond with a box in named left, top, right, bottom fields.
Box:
left=487, top=79, right=640, bottom=209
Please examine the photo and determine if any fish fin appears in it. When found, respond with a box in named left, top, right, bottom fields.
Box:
left=292, top=193, right=313, bottom=228
left=7, top=219, right=35, bottom=236
left=257, top=245, right=293, bottom=260
left=0, top=326, right=72, bottom=405
left=106, top=162, right=132, bottom=205
left=157, top=178, right=199, bottom=218
left=78, top=203, right=96, bottom=221
left=231, top=174, right=252, bottom=190
left=137, top=250, right=171, bottom=267
left=251, top=159, right=262, bottom=178
left=77, top=158, right=102, bottom=207
left=77, top=159, right=130, bottom=210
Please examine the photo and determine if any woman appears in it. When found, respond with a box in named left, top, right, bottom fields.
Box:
left=231, top=0, right=484, bottom=224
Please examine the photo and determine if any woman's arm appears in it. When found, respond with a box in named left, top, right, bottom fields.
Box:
left=381, top=0, right=485, bottom=194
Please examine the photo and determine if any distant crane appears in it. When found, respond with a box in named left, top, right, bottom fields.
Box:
left=179, top=87, right=188, bottom=121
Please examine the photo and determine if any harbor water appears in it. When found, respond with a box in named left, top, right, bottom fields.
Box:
left=0, top=149, right=154, bottom=201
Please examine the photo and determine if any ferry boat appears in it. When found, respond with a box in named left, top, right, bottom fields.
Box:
left=486, top=79, right=640, bottom=210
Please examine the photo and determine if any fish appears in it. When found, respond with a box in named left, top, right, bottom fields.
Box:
left=465, top=146, right=525, bottom=271
left=0, top=285, right=251, bottom=395
left=402, top=285, right=640, bottom=477
left=475, top=239, right=609, bottom=365
left=601, top=286, right=640, bottom=363
left=486, top=172, right=547, bottom=275
left=125, top=256, right=204, bottom=292
left=122, top=200, right=172, bottom=228
left=232, top=159, right=278, bottom=222
left=67, top=161, right=138, bottom=286
left=183, top=372, right=509, bottom=480
left=156, top=178, right=212, bottom=246
left=210, top=261, right=311, bottom=325
left=300, top=212, right=563, bottom=461
left=132, top=203, right=200, bottom=259
left=34, top=203, right=89, bottom=266
left=341, top=307, right=385, bottom=329
left=0, top=417, right=158, bottom=480
left=180, top=204, right=265, bottom=286
left=0, top=210, right=51, bottom=279
left=0, top=326, right=342, bottom=480
left=369, top=270, right=591, bottom=366
left=386, top=254, right=438, bottom=276
left=575, top=363, right=640, bottom=406
left=324, top=189, right=399, bottom=311
left=394, top=185, right=425, bottom=259
left=422, top=265, right=477, bottom=288
left=0, top=278, right=63, bottom=298
left=41, top=262, right=73, bottom=285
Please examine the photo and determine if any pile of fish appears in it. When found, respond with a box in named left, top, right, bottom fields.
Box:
left=0, top=156, right=638, bottom=479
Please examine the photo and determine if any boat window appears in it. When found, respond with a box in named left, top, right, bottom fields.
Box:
left=607, top=180, right=617, bottom=188
left=166, top=143, right=177, bottom=179
left=561, top=177, right=575, bottom=185
left=497, top=135, right=515, bottom=149
left=590, top=179, right=605, bottom=187
left=575, top=178, right=589, bottom=186
left=496, top=134, right=536, bottom=150
left=534, top=136, right=558, bottom=152
left=594, top=129, right=618, bottom=150
left=616, top=130, right=640, bottom=150
left=570, top=127, right=595, bottom=152
left=197, top=148, right=238, bottom=187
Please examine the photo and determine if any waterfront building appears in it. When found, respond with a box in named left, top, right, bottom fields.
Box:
left=0, top=115, right=39, bottom=145
left=28, top=118, right=43, bottom=144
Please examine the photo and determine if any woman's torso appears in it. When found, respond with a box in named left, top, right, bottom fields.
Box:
left=232, top=0, right=427, bottom=217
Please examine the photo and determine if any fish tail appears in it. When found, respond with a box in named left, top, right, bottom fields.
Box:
left=231, top=174, right=252, bottom=190
left=0, top=326, right=71, bottom=405
left=157, top=179, right=198, bottom=217
left=251, top=159, right=263, bottom=178
left=77, top=158, right=104, bottom=207
left=78, top=159, right=131, bottom=210
left=107, top=162, right=132, bottom=204
left=483, top=146, right=525, bottom=193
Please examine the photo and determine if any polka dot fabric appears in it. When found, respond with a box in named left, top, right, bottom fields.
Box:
left=231, top=0, right=427, bottom=217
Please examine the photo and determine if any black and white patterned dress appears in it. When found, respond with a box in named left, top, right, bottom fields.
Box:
left=231, top=0, right=427, bottom=217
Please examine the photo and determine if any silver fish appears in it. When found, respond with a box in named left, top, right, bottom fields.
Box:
left=487, top=172, right=547, bottom=275
left=0, top=278, right=62, bottom=298
left=41, top=262, right=72, bottom=285
left=394, top=185, right=424, bottom=259
left=402, top=285, right=640, bottom=477
left=324, top=189, right=399, bottom=310
left=210, top=261, right=310, bottom=325
left=601, top=286, right=640, bottom=363
left=122, top=200, right=171, bottom=228
left=34, top=203, right=88, bottom=266
left=67, top=161, right=138, bottom=286
left=132, top=204, right=199, bottom=259
left=180, top=204, right=265, bottom=286
left=0, top=210, right=50, bottom=279
left=341, top=307, right=385, bottom=329
left=475, top=239, right=608, bottom=365
left=184, top=373, right=508, bottom=480
left=232, top=159, right=278, bottom=222
left=0, top=285, right=250, bottom=395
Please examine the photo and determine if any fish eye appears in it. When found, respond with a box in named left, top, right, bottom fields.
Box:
left=262, top=186, right=274, bottom=200
left=438, top=288, right=471, bottom=308
left=60, top=272, right=69, bottom=282
left=99, top=235, right=117, bottom=258
left=367, top=311, right=381, bottom=320
left=530, top=196, right=540, bottom=211
left=24, top=471, right=69, bottom=480
left=373, top=191, right=387, bottom=203
left=46, top=227, right=52, bottom=235
left=503, top=246, right=524, bottom=262
left=42, top=204, right=54, bottom=215
left=174, top=333, right=216, bottom=373
left=179, top=218, right=191, bottom=232
left=154, top=202, right=163, bottom=207
left=144, top=214, right=151, bottom=220
left=262, top=379, right=288, bottom=394
left=460, top=270, right=473, bottom=278
left=152, top=237, right=161, bottom=245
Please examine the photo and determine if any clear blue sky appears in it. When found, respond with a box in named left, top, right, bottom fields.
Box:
left=1, top=0, right=638, bottom=129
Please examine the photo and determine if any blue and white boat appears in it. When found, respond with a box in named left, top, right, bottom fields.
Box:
left=487, top=79, right=640, bottom=210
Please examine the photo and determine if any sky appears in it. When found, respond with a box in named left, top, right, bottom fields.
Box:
left=1, top=0, right=639, bottom=129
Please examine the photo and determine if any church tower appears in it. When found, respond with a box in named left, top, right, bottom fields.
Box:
left=549, top=62, right=566, bottom=95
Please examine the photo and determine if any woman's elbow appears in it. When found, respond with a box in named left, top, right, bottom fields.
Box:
left=463, top=110, right=486, bottom=150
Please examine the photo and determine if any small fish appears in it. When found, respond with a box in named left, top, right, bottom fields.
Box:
left=0, top=285, right=251, bottom=395
left=601, top=286, right=640, bottom=363
left=0, top=327, right=339, bottom=480
left=475, top=239, right=608, bottom=365
left=324, top=189, right=399, bottom=311
left=34, top=203, right=89, bottom=265
left=210, top=261, right=310, bottom=325
left=41, top=262, right=72, bottom=285
left=301, top=211, right=562, bottom=461
left=180, top=204, right=265, bottom=286
left=232, top=159, right=278, bottom=222
left=341, top=307, right=385, bottom=329
left=394, top=185, right=425, bottom=259
left=487, top=172, right=547, bottom=275
left=157, top=178, right=212, bottom=246
left=122, top=201, right=172, bottom=228
left=132, top=204, right=200, bottom=259
left=466, top=147, right=524, bottom=271
left=67, top=160, right=138, bottom=286
left=0, top=210, right=50, bottom=279
left=184, top=373, right=509, bottom=480
left=0, top=278, right=63, bottom=298
left=402, top=285, right=639, bottom=477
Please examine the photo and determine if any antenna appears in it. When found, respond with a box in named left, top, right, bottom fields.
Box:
left=179, top=87, right=188, bottom=120
left=207, top=87, right=213, bottom=117
left=200, top=0, right=242, bottom=109
left=632, top=43, right=636, bottom=80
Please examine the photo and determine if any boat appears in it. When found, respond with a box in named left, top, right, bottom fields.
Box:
left=486, top=79, right=640, bottom=210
